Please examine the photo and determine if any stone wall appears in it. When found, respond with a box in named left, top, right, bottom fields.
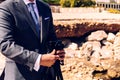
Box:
left=51, top=6, right=104, bottom=13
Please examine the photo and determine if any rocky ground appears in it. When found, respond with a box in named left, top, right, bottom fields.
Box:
left=61, top=30, right=120, bottom=80
left=53, top=11, right=120, bottom=80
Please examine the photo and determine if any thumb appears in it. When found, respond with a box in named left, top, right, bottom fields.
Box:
left=50, top=49, right=56, bottom=55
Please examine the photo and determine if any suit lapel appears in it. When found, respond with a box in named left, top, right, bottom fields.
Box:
left=14, top=0, right=40, bottom=39
left=36, top=1, right=44, bottom=43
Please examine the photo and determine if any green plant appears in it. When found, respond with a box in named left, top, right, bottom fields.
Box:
left=59, top=0, right=96, bottom=7
left=70, top=0, right=75, bottom=7
left=107, top=8, right=120, bottom=14
left=74, top=0, right=96, bottom=7
left=60, top=0, right=71, bottom=7
left=43, top=0, right=60, bottom=5
left=59, top=0, right=64, bottom=7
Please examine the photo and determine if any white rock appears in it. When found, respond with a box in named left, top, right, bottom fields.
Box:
left=87, top=30, right=107, bottom=41
left=107, top=33, right=116, bottom=43
left=67, top=42, right=78, bottom=50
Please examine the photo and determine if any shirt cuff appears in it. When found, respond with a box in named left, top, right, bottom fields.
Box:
left=33, top=54, right=41, bottom=71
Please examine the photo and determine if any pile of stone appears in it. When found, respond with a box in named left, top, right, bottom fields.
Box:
left=62, top=30, right=120, bottom=80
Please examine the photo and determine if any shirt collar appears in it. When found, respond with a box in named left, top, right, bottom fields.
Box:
left=23, top=0, right=36, bottom=5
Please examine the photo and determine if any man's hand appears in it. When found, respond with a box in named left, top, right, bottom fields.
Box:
left=40, top=49, right=59, bottom=67
left=40, top=49, right=65, bottom=67
left=56, top=49, right=65, bottom=61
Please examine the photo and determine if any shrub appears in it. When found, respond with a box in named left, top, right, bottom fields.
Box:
left=59, top=0, right=96, bottom=7
left=70, top=0, right=75, bottom=7
left=60, top=0, right=71, bottom=7
left=74, top=0, right=96, bottom=7
left=107, top=8, right=120, bottom=14
left=43, top=0, right=60, bottom=5
left=43, top=0, right=96, bottom=7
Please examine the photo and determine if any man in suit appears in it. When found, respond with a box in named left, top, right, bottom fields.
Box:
left=0, top=0, right=65, bottom=80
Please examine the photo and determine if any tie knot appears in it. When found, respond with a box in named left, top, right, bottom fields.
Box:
left=28, top=3, right=34, bottom=10
left=28, top=2, right=34, bottom=5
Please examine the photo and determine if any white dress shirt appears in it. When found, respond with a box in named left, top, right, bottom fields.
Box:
left=23, top=0, right=41, bottom=71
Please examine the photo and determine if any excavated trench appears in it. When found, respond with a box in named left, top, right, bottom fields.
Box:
left=54, top=19, right=120, bottom=38
left=53, top=19, right=120, bottom=80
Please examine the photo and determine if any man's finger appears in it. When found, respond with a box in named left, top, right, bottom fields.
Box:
left=50, top=49, right=56, bottom=55
left=55, top=55, right=59, bottom=60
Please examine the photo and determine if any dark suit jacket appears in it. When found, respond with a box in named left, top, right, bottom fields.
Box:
left=0, top=0, right=57, bottom=80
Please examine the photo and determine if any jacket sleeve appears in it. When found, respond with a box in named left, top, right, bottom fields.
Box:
left=0, top=5, right=39, bottom=71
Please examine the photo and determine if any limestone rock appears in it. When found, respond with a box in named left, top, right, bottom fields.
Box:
left=107, top=69, right=117, bottom=78
left=87, top=30, right=107, bottom=41
left=107, top=33, right=116, bottom=43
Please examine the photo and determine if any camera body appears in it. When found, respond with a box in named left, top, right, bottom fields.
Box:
left=48, top=40, right=64, bottom=51
left=48, top=40, right=65, bottom=65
